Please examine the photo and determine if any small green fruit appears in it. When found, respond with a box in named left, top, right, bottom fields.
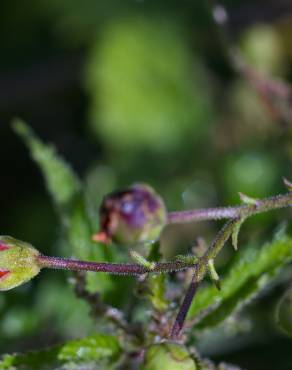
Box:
left=0, top=236, right=40, bottom=291
left=93, top=184, right=167, bottom=246
left=141, top=342, right=196, bottom=370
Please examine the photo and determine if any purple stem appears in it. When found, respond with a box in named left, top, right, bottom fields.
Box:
left=169, top=276, right=198, bottom=339
left=167, top=192, right=292, bottom=224
left=168, top=206, right=240, bottom=224
left=37, top=255, right=195, bottom=275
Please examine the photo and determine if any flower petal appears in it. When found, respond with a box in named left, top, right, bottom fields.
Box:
left=0, top=270, right=10, bottom=279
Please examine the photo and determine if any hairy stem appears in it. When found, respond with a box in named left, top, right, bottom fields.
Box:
left=169, top=218, right=244, bottom=339
left=170, top=275, right=198, bottom=339
left=38, top=190, right=291, bottom=340
left=37, top=255, right=196, bottom=275
left=167, top=192, right=292, bottom=224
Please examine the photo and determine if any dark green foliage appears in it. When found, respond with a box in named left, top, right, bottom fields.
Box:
left=0, top=334, right=120, bottom=370
left=189, top=235, right=292, bottom=329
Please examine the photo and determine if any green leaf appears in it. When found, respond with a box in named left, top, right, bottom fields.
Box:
left=12, top=120, right=122, bottom=298
left=147, top=274, right=168, bottom=312
left=188, top=234, right=292, bottom=329
left=58, top=333, right=121, bottom=362
left=12, top=119, right=81, bottom=214
left=83, top=165, right=116, bottom=231
left=0, top=334, right=121, bottom=370
left=0, top=348, right=59, bottom=370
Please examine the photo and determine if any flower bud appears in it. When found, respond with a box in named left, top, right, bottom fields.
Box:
left=0, top=236, right=40, bottom=291
left=93, top=184, right=167, bottom=245
left=141, top=342, right=196, bottom=370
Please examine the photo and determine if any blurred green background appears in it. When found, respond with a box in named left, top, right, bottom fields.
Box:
left=0, top=0, right=291, bottom=369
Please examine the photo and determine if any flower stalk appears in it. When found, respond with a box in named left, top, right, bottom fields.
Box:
left=37, top=255, right=196, bottom=275
left=167, top=192, right=292, bottom=224
left=1, top=186, right=291, bottom=339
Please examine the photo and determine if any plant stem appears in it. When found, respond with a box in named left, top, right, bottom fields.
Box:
left=169, top=219, right=243, bottom=339
left=37, top=190, right=291, bottom=340
left=169, top=275, right=198, bottom=339
left=167, top=192, right=292, bottom=224
left=37, top=255, right=196, bottom=275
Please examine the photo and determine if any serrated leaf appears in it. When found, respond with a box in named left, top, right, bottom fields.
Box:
left=12, top=119, right=81, bottom=215
left=0, top=334, right=120, bottom=370
left=12, top=120, right=127, bottom=299
left=188, top=234, right=292, bottom=330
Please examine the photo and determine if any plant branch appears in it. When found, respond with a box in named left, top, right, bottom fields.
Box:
left=37, top=190, right=291, bottom=340
left=167, top=192, right=292, bottom=224
left=169, top=218, right=246, bottom=339
left=169, top=274, right=198, bottom=339
left=37, top=255, right=196, bottom=275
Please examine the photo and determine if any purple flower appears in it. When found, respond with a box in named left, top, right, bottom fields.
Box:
left=93, top=184, right=167, bottom=245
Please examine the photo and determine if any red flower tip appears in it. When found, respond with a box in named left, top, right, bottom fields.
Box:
left=92, top=231, right=112, bottom=245
left=0, top=243, right=10, bottom=251
left=0, top=270, right=10, bottom=279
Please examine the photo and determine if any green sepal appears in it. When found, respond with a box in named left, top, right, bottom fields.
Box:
left=130, top=250, right=156, bottom=270
left=231, top=218, right=246, bottom=251
left=207, top=259, right=221, bottom=291
left=283, top=177, right=292, bottom=191
left=0, top=236, right=40, bottom=291
left=238, top=192, right=258, bottom=205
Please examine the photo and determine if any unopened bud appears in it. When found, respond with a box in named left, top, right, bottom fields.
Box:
left=141, top=342, right=196, bottom=370
left=93, top=184, right=167, bottom=245
left=0, top=236, right=40, bottom=291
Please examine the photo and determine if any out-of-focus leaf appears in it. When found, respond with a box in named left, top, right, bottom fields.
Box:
left=0, top=347, right=59, bottom=370
left=275, top=286, right=292, bottom=336
left=83, top=165, right=116, bottom=231
left=66, top=202, right=115, bottom=295
left=86, top=15, right=213, bottom=154
left=35, top=278, right=93, bottom=337
left=147, top=274, right=168, bottom=312
left=12, top=119, right=81, bottom=216
left=224, top=151, right=279, bottom=204
left=188, top=234, right=292, bottom=329
left=0, top=334, right=120, bottom=370
left=240, top=24, right=285, bottom=75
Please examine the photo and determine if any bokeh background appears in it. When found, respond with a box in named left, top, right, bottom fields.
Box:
left=0, top=0, right=291, bottom=369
